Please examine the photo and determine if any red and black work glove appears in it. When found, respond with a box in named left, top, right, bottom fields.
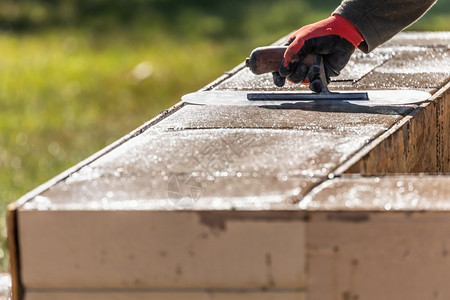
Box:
left=273, top=14, right=364, bottom=92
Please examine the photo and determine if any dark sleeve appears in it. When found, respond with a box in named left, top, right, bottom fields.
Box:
left=333, top=0, right=437, bottom=52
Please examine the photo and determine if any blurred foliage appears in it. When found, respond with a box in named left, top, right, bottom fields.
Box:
left=0, top=0, right=448, bottom=272
left=2, top=0, right=447, bottom=36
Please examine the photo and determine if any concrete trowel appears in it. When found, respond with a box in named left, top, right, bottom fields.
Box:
left=182, top=46, right=431, bottom=106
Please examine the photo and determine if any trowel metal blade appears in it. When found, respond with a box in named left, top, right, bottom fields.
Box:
left=181, top=90, right=431, bottom=106
left=247, top=91, right=369, bottom=101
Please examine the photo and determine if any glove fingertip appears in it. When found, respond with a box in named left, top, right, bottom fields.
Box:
left=272, top=72, right=286, bottom=87
left=310, top=79, right=323, bottom=93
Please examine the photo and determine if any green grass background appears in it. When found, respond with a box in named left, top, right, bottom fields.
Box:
left=0, top=0, right=449, bottom=271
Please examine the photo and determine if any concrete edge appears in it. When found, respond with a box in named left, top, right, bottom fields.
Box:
left=330, top=79, right=450, bottom=176
left=299, top=173, right=450, bottom=213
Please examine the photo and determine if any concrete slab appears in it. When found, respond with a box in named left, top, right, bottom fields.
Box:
left=21, top=122, right=391, bottom=211
left=96, top=126, right=373, bottom=177
left=375, top=48, right=449, bottom=74
left=153, top=104, right=411, bottom=130
left=355, top=47, right=450, bottom=89
left=28, top=173, right=314, bottom=211
left=301, top=175, right=450, bottom=210
left=355, top=72, right=447, bottom=90
left=381, top=31, right=450, bottom=47
left=334, top=48, right=392, bottom=82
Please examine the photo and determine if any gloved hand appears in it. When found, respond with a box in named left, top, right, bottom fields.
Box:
left=273, top=14, right=364, bottom=92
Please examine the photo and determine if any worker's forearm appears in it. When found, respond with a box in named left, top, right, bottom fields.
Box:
left=334, top=0, right=437, bottom=52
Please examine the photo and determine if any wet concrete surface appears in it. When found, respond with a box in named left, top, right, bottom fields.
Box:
left=19, top=32, right=450, bottom=210
left=355, top=72, right=447, bottom=90
left=333, top=49, right=392, bottom=81
left=29, top=125, right=380, bottom=210
left=153, top=105, right=411, bottom=130
left=30, top=174, right=315, bottom=210
left=23, top=95, right=415, bottom=211
left=381, top=31, right=450, bottom=47
left=355, top=47, right=450, bottom=89
left=374, top=47, right=449, bottom=74
left=301, top=175, right=450, bottom=211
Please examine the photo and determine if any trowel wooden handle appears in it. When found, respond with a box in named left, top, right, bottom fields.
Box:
left=245, top=46, right=315, bottom=75
left=246, top=46, right=287, bottom=75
